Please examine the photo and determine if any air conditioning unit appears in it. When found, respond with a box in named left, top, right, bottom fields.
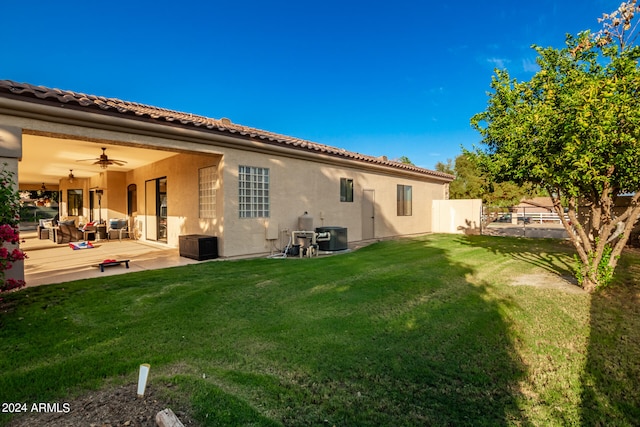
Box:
left=315, top=227, right=348, bottom=251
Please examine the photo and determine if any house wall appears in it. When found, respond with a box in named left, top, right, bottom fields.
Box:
left=102, top=144, right=447, bottom=258
left=1, top=114, right=449, bottom=258
left=104, top=171, right=127, bottom=221
left=432, top=199, right=483, bottom=234
left=220, top=149, right=447, bottom=257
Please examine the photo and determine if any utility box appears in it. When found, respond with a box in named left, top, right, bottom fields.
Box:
left=179, top=235, right=218, bottom=260
left=315, top=227, right=348, bottom=251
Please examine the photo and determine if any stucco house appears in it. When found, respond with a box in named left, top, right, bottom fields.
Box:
left=0, top=80, right=453, bottom=263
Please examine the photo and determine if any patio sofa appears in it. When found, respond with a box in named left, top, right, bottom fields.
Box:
left=56, top=220, right=84, bottom=244
left=37, top=219, right=87, bottom=244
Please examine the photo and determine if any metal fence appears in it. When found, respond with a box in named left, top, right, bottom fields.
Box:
left=481, top=200, right=640, bottom=244
left=482, top=205, right=569, bottom=239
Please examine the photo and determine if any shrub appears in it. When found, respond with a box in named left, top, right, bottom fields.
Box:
left=0, top=163, right=26, bottom=292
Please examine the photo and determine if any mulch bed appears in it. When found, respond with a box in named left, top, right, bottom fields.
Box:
left=7, top=383, right=199, bottom=427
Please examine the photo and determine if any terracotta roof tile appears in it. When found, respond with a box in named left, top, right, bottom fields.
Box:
left=0, top=80, right=454, bottom=181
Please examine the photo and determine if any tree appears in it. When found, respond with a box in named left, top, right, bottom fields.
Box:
left=395, top=155, right=415, bottom=165
left=436, top=153, right=534, bottom=206
left=471, top=1, right=640, bottom=292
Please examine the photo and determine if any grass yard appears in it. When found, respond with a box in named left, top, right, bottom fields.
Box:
left=1, top=234, right=639, bottom=426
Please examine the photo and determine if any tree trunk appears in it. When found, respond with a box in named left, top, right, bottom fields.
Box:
left=582, top=277, right=598, bottom=293
left=548, top=190, right=640, bottom=292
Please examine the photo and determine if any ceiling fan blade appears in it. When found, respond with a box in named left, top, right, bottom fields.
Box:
left=76, top=147, right=127, bottom=168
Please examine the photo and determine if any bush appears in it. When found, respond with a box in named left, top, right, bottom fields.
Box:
left=0, top=163, right=26, bottom=292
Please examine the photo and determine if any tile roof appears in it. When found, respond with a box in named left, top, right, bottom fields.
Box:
left=0, top=80, right=453, bottom=181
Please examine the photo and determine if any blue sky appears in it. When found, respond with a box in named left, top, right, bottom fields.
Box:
left=2, top=0, right=622, bottom=170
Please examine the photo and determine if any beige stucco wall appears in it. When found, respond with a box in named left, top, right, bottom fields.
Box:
left=220, top=149, right=447, bottom=257
left=432, top=199, right=483, bottom=234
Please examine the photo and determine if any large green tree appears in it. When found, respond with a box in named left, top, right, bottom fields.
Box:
left=471, top=2, right=640, bottom=292
left=436, top=153, right=533, bottom=206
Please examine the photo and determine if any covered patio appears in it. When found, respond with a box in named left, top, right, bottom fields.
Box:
left=21, top=230, right=201, bottom=287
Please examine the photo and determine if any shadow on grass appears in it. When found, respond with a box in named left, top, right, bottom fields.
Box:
left=249, top=238, right=531, bottom=426
left=458, top=234, right=576, bottom=279
left=459, top=234, right=640, bottom=424
left=580, top=252, right=640, bottom=425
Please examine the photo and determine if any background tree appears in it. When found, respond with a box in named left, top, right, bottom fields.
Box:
left=434, top=158, right=455, bottom=176
left=436, top=153, right=534, bottom=206
left=471, top=1, right=640, bottom=292
left=395, top=155, right=415, bottom=165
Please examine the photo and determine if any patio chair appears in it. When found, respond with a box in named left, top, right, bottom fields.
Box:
left=37, top=219, right=53, bottom=239
left=107, top=218, right=129, bottom=241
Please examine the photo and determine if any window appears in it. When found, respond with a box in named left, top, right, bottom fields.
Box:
left=239, top=166, right=270, bottom=218
left=397, top=184, right=412, bottom=216
left=199, top=166, right=217, bottom=219
left=340, top=178, right=354, bottom=202
left=67, top=189, right=83, bottom=216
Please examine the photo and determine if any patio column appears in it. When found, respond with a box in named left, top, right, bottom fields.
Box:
left=0, top=125, right=24, bottom=286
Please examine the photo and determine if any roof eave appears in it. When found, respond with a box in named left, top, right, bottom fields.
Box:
left=0, top=80, right=455, bottom=182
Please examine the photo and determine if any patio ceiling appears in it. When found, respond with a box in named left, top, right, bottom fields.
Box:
left=19, top=133, right=179, bottom=185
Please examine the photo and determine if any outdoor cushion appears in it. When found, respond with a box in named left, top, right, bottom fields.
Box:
left=109, top=218, right=127, bottom=229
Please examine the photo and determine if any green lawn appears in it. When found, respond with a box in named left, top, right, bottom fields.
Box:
left=1, top=234, right=639, bottom=426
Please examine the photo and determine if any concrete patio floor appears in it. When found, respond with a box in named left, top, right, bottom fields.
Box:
left=20, top=231, right=202, bottom=287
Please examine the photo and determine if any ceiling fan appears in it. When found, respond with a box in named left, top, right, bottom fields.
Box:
left=77, top=147, right=127, bottom=169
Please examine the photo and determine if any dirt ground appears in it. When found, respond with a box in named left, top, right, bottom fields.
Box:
left=7, top=383, right=200, bottom=427
left=510, top=272, right=585, bottom=294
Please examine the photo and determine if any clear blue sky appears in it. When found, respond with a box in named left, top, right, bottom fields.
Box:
left=2, top=0, right=621, bottom=170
